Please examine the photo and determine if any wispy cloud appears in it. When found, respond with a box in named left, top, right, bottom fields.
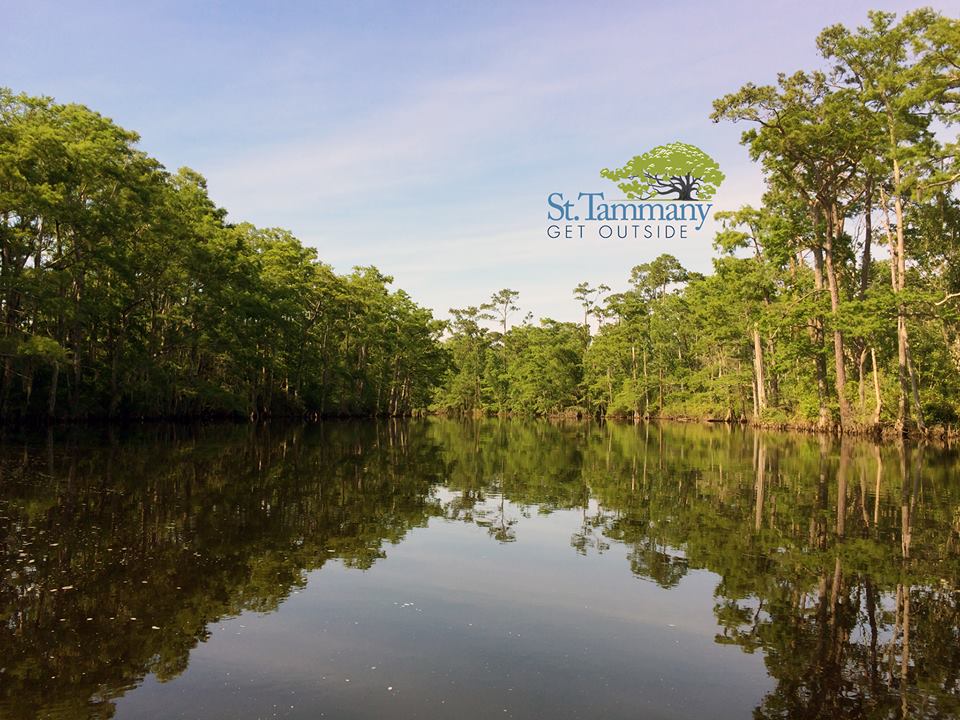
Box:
left=6, top=0, right=941, bottom=322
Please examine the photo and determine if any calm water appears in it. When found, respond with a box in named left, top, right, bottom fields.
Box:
left=1, top=420, right=958, bottom=719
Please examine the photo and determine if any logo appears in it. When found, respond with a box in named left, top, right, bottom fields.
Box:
left=547, top=142, right=724, bottom=240
left=601, top=142, right=724, bottom=201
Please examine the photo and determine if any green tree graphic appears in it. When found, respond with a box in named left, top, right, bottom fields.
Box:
left=601, top=142, right=725, bottom=201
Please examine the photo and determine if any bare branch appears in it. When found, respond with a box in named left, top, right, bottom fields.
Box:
left=934, top=292, right=960, bottom=307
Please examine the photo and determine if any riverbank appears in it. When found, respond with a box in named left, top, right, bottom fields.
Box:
left=6, top=405, right=956, bottom=446
left=430, top=407, right=959, bottom=443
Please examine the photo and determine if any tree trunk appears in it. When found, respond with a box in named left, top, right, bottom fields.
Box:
left=657, top=366, right=663, bottom=415
left=905, top=340, right=923, bottom=428
left=823, top=206, right=850, bottom=428
left=880, top=185, right=923, bottom=434
left=860, top=180, right=873, bottom=298
left=109, top=343, right=121, bottom=418
left=810, top=246, right=831, bottom=429
left=21, top=364, right=34, bottom=416
left=857, top=347, right=868, bottom=416
left=48, top=360, right=59, bottom=419
left=752, top=325, right=767, bottom=418
left=883, top=106, right=925, bottom=434
left=642, top=347, right=649, bottom=416
left=870, top=347, right=882, bottom=426
left=0, top=357, right=12, bottom=421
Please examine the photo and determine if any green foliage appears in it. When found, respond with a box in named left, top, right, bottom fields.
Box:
left=434, top=303, right=586, bottom=416
left=0, top=89, right=445, bottom=420
left=3, top=6, right=959, bottom=431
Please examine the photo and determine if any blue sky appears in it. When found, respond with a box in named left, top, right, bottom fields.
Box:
left=4, top=0, right=951, bottom=322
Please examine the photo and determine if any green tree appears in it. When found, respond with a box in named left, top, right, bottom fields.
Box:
left=817, top=9, right=951, bottom=432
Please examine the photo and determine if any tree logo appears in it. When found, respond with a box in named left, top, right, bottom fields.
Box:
left=601, top=142, right=725, bottom=201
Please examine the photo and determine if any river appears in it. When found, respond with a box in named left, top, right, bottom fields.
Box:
left=1, top=419, right=957, bottom=719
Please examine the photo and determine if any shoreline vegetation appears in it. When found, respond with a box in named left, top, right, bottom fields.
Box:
left=431, top=411, right=960, bottom=443
left=1, top=8, right=958, bottom=438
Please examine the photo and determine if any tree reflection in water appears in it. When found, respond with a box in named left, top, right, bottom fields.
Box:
left=1, top=419, right=957, bottom=719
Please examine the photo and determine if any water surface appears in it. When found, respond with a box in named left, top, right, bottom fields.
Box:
left=2, top=420, right=958, bottom=719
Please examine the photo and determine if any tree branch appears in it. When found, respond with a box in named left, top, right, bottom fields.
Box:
left=934, top=292, right=960, bottom=307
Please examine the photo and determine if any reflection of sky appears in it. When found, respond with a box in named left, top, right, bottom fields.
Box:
left=115, top=496, right=771, bottom=720
left=4, top=0, right=944, bottom=322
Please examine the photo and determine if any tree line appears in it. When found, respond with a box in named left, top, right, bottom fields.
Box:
left=435, top=9, right=960, bottom=435
left=2, top=8, right=957, bottom=433
left=0, top=90, right=446, bottom=421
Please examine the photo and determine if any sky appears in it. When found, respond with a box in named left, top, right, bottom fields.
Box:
left=3, top=0, right=953, bottom=323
